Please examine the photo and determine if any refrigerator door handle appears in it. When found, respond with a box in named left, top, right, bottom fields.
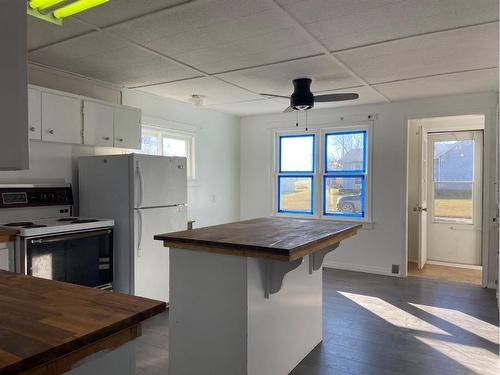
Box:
left=137, top=210, right=143, bottom=257
left=136, top=160, right=145, bottom=207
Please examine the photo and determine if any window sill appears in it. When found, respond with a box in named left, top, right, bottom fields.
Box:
left=271, top=213, right=374, bottom=229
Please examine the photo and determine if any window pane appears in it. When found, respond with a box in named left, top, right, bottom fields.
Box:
left=141, top=133, right=159, bottom=155
left=324, top=176, right=364, bottom=217
left=280, top=135, right=314, bottom=172
left=163, top=137, right=187, bottom=157
left=278, top=176, right=313, bottom=214
left=433, top=182, right=473, bottom=223
left=326, top=131, right=366, bottom=172
left=433, top=139, right=474, bottom=224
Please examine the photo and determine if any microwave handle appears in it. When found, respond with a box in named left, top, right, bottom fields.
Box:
left=30, top=229, right=112, bottom=244
left=136, top=160, right=145, bottom=208
left=137, top=210, right=143, bottom=257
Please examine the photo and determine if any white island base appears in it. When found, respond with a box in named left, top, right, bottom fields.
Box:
left=169, top=247, right=323, bottom=375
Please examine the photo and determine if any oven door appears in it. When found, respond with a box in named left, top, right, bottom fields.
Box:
left=26, top=228, right=113, bottom=288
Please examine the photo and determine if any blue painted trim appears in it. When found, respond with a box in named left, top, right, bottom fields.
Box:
left=322, top=175, right=365, bottom=218
left=279, top=134, right=315, bottom=173
left=324, top=130, right=367, bottom=174
left=277, top=175, right=314, bottom=215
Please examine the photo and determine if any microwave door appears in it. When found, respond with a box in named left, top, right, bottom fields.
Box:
left=133, top=154, right=187, bottom=208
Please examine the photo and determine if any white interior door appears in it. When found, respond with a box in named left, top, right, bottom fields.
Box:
left=418, top=127, right=429, bottom=269
left=427, top=131, right=483, bottom=265
left=134, top=205, right=187, bottom=302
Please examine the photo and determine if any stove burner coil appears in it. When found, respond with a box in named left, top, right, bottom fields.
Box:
left=3, top=222, right=34, bottom=227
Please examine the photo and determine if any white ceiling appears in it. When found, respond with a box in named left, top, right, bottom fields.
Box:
left=27, top=0, right=499, bottom=116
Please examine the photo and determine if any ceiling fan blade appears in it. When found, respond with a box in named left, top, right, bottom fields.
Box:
left=283, top=106, right=293, bottom=113
left=259, top=93, right=290, bottom=99
left=314, top=93, right=359, bottom=102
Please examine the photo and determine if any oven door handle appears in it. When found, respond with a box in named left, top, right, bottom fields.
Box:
left=30, top=229, right=112, bottom=244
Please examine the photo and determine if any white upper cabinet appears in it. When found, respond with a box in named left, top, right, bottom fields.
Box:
left=83, top=100, right=114, bottom=147
left=28, top=88, right=42, bottom=140
left=41, top=92, right=82, bottom=144
left=114, top=106, right=141, bottom=149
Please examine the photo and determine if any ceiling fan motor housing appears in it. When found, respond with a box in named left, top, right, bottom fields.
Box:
left=291, top=78, right=314, bottom=110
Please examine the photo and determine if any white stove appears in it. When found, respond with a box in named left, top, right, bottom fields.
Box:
left=1, top=217, right=115, bottom=237
left=0, top=184, right=115, bottom=289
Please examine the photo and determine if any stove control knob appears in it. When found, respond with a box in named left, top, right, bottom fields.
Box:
left=40, top=193, right=47, bottom=201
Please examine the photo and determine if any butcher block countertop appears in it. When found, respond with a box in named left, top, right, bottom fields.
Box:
left=0, top=271, right=166, bottom=375
left=0, top=229, right=17, bottom=243
left=155, top=217, right=361, bottom=261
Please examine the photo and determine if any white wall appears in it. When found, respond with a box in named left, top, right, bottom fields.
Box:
left=122, top=89, right=240, bottom=227
left=0, top=70, right=240, bottom=229
left=239, top=92, right=498, bottom=286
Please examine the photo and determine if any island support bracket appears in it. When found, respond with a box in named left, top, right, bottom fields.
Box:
left=308, top=243, right=340, bottom=274
left=264, top=258, right=303, bottom=299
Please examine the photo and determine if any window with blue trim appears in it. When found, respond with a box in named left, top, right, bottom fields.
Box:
left=323, top=130, right=367, bottom=218
left=277, top=134, right=315, bottom=215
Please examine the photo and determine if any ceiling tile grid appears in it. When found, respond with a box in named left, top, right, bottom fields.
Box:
left=274, top=0, right=499, bottom=51
left=335, top=22, right=498, bottom=85
left=218, top=55, right=363, bottom=95
left=26, top=0, right=499, bottom=116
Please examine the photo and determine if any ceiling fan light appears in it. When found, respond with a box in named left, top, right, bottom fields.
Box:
left=53, top=0, right=109, bottom=19
left=293, top=105, right=313, bottom=111
left=188, top=95, right=203, bottom=107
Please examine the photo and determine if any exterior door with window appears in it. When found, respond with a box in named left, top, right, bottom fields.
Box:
left=427, top=131, right=483, bottom=265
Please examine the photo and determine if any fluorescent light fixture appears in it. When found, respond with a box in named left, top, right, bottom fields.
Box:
left=29, top=0, right=64, bottom=9
left=53, top=0, right=109, bottom=19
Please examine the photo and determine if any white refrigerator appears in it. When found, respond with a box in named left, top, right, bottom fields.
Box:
left=78, top=154, right=187, bottom=302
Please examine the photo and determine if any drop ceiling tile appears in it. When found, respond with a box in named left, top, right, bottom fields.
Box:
left=218, top=55, right=363, bottom=96
left=276, top=0, right=499, bottom=51
left=28, top=16, right=93, bottom=51
left=137, top=77, right=262, bottom=105
left=208, top=99, right=290, bottom=116
left=335, top=23, right=498, bottom=84
left=374, top=68, right=498, bottom=101
left=74, top=0, right=187, bottom=27
left=312, top=86, right=387, bottom=110
left=28, top=33, right=198, bottom=87
left=110, top=0, right=323, bottom=72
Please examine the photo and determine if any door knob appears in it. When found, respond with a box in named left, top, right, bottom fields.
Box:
left=29, top=126, right=36, bottom=132
left=103, top=136, right=110, bottom=141
left=48, top=129, right=54, bottom=134
left=117, top=138, right=124, bottom=142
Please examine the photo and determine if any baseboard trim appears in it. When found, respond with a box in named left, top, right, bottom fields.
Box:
left=426, top=260, right=482, bottom=270
left=323, top=261, right=398, bottom=277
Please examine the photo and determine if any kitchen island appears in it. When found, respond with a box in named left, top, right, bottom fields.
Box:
left=155, top=217, right=360, bottom=375
left=0, top=270, right=165, bottom=375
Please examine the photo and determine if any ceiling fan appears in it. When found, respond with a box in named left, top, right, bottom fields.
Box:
left=259, top=78, right=358, bottom=112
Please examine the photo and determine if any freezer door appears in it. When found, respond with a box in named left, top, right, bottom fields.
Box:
left=132, top=154, right=187, bottom=208
left=133, top=205, right=187, bottom=302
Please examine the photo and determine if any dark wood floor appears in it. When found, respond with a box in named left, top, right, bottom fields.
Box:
left=136, top=269, right=499, bottom=375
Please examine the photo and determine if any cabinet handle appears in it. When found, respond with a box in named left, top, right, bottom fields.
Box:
left=117, top=138, right=124, bottom=142
left=103, top=136, right=110, bottom=141
left=48, top=129, right=54, bottom=134
left=29, top=127, right=36, bottom=132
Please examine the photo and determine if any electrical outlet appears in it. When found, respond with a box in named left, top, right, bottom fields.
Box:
left=391, top=264, right=399, bottom=274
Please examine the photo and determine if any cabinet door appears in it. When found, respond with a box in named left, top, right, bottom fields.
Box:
left=114, top=106, right=141, bottom=149
left=83, top=100, right=114, bottom=146
left=41, top=92, right=82, bottom=144
left=28, top=88, right=41, bottom=140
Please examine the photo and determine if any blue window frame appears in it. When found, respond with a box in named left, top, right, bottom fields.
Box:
left=323, top=130, right=367, bottom=218
left=279, top=134, right=315, bottom=173
left=278, top=176, right=314, bottom=215
left=325, top=130, right=366, bottom=173
left=277, top=134, right=315, bottom=215
left=323, top=176, right=365, bottom=218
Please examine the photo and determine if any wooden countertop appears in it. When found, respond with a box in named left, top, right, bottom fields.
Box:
left=155, top=217, right=361, bottom=261
left=0, top=271, right=166, bottom=375
left=0, top=228, right=17, bottom=243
